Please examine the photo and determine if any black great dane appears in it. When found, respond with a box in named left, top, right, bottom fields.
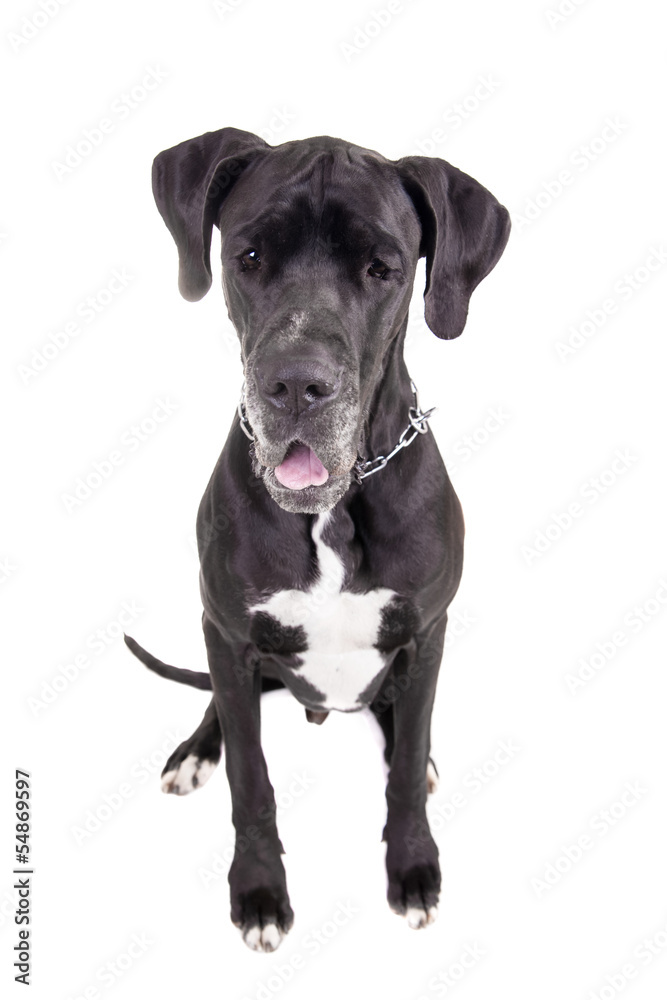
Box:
left=125, top=128, right=510, bottom=952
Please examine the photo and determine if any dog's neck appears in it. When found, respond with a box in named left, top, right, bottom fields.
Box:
left=361, top=313, right=416, bottom=462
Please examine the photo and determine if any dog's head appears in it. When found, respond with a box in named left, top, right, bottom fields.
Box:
left=153, top=128, right=510, bottom=513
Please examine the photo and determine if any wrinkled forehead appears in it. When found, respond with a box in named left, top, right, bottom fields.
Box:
left=218, top=141, right=421, bottom=258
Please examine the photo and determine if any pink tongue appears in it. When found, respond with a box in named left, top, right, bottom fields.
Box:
left=274, top=444, right=329, bottom=490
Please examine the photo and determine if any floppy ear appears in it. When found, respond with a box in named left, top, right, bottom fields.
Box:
left=152, top=127, right=270, bottom=301
left=395, top=156, right=510, bottom=339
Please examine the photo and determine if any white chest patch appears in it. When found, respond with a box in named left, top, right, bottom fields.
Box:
left=250, top=513, right=396, bottom=711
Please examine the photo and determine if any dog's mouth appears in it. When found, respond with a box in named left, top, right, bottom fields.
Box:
left=254, top=439, right=355, bottom=514
left=274, top=442, right=330, bottom=491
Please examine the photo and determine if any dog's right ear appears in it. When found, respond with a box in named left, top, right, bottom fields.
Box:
left=152, top=127, right=269, bottom=301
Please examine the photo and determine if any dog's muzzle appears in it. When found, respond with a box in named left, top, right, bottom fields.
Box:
left=240, top=385, right=360, bottom=515
left=239, top=378, right=436, bottom=514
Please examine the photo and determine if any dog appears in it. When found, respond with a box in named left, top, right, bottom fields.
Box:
left=125, top=127, right=510, bottom=952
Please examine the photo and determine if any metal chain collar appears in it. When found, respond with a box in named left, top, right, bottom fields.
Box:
left=353, top=381, right=435, bottom=481
left=236, top=380, right=435, bottom=483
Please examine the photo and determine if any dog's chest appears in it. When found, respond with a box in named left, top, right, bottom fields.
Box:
left=249, top=514, right=397, bottom=711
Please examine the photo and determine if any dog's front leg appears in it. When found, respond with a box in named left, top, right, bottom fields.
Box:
left=203, top=616, right=293, bottom=952
left=383, top=622, right=446, bottom=929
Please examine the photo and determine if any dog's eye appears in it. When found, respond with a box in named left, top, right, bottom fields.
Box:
left=240, top=249, right=261, bottom=270
left=367, top=258, right=389, bottom=278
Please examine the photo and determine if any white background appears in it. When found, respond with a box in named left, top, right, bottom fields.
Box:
left=2, top=1, right=666, bottom=998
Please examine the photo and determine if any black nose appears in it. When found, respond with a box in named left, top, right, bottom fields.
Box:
left=259, top=357, right=341, bottom=415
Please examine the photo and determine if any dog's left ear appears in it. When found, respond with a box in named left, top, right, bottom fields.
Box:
left=152, top=127, right=270, bottom=302
left=395, top=156, right=510, bottom=340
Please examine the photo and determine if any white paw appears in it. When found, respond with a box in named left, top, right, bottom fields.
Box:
left=161, top=754, right=217, bottom=795
left=406, top=905, right=438, bottom=929
left=242, top=922, right=284, bottom=952
left=426, top=760, right=439, bottom=794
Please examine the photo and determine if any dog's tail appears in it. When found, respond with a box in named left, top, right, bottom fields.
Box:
left=124, top=634, right=213, bottom=690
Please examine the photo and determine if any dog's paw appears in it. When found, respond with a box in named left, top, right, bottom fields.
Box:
left=242, top=922, right=285, bottom=953
left=426, top=759, right=439, bottom=795
left=406, top=904, right=438, bottom=929
left=386, top=817, right=441, bottom=930
left=232, top=887, right=294, bottom=953
left=161, top=754, right=217, bottom=795
left=387, top=861, right=441, bottom=928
